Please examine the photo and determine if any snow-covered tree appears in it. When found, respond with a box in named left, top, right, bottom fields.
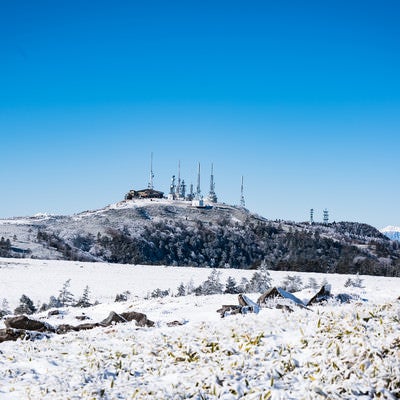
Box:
left=199, top=269, right=223, bottom=295
left=306, top=277, right=319, bottom=290
left=76, top=285, right=92, bottom=308
left=0, top=298, right=10, bottom=318
left=280, top=275, right=303, bottom=293
left=176, top=282, right=186, bottom=297
left=224, top=276, right=240, bottom=294
left=58, top=279, right=75, bottom=307
left=14, top=294, right=36, bottom=315
left=246, top=263, right=272, bottom=293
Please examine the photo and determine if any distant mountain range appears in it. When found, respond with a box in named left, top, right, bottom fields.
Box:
left=1, top=199, right=400, bottom=276
left=380, top=226, right=400, bottom=241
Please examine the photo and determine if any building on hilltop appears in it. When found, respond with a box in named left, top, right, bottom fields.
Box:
left=125, top=188, right=164, bottom=200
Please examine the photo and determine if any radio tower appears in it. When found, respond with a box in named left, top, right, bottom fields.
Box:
left=310, top=208, right=314, bottom=225
left=323, top=209, right=329, bottom=224
left=175, top=161, right=181, bottom=199
left=207, top=163, right=217, bottom=203
left=240, top=176, right=245, bottom=207
left=196, top=162, right=201, bottom=199
left=148, top=152, right=154, bottom=190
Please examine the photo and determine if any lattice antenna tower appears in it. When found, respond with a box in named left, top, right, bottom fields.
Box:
left=323, top=209, right=329, bottom=224
left=175, top=161, right=181, bottom=197
left=208, top=163, right=218, bottom=203
left=240, top=176, right=246, bottom=207
left=310, top=208, right=314, bottom=225
left=148, top=152, right=154, bottom=190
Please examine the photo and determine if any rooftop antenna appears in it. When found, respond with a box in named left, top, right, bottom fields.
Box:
left=148, top=152, right=154, bottom=190
left=196, top=162, right=201, bottom=199
left=323, top=209, right=329, bottom=224
left=310, top=208, right=314, bottom=225
left=240, top=176, right=245, bottom=207
left=208, top=163, right=217, bottom=203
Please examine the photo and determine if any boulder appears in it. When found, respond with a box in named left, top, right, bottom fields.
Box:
left=120, top=311, right=154, bottom=327
left=307, top=285, right=332, bottom=306
left=4, top=315, right=55, bottom=333
left=0, top=328, right=26, bottom=343
left=100, top=311, right=127, bottom=327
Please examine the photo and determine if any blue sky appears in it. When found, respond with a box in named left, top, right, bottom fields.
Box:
left=1, top=0, right=399, bottom=228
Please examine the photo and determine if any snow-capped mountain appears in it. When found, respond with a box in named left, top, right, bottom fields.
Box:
left=380, top=225, right=400, bottom=241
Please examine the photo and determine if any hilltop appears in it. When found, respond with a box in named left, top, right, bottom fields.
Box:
left=1, top=198, right=399, bottom=276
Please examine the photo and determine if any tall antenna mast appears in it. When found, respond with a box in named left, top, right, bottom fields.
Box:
left=310, top=208, right=314, bottom=225
left=207, top=163, right=217, bottom=203
left=176, top=160, right=181, bottom=198
left=196, top=162, right=201, bottom=199
left=323, top=209, right=329, bottom=224
left=240, top=176, right=245, bottom=207
left=148, top=152, right=154, bottom=190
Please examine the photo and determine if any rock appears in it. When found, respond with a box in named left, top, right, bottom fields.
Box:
left=120, top=311, right=154, bottom=327
left=100, top=311, right=127, bottom=327
left=166, top=320, right=184, bottom=327
left=256, top=287, right=282, bottom=305
left=48, top=309, right=61, bottom=317
left=4, top=315, right=55, bottom=333
left=56, top=324, right=75, bottom=334
left=217, top=305, right=242, bottom=318
left=75, top=315, right=90, bottom=321
left=0, top=328, right=26, bottom=343
left=74, top=323, right=100, bottom=331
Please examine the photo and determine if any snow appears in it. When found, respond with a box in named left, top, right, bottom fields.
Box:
left=1, top=257, right=400, bottom=399
left=380, top=225, right=400, bottom=233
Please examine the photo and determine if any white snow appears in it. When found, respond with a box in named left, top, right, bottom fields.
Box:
left=1, top=257, right=400, bottom=399
left=380, top=225, right=400, bottom=233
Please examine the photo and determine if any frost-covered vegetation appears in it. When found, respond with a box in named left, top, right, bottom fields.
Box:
left=1, top=258, right=400, bottom=399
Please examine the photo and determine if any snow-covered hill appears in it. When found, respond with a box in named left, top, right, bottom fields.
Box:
left=1, top=198, right=399, bottom=276
left=1, top=258, right=400, bottom=399
left=380, top=225, right=400, bottom=241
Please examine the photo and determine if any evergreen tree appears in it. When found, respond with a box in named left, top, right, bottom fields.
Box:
left=280, top=275, right=303, bottom=293
left=0, top=298, right=10, bottom=318
left=247, top=263, right=272, bottom=293
left=224, top=276, right=240, bottom=294
left=76, top=285, right=92, bottom=308
left=307, top=277, right=319, bottom=290
left=176, top=282, right=186, bottom=297
left=200, top=269, right=223, bottom=295
left=58, top=279, right=75, bottom=307
left=14, top=294, right=36, bottom=315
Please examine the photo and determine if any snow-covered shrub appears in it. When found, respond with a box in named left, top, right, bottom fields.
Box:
left=280, top=275, right=303, bottom=293
left=0, top=298, right=11, bottom=318
left=14, top=294, right=37, bottom=315
left=176, top=282, right=187, bottom=297
left=306, top=277, right=319, bottom=290
left=344, top=274, right=364, bottom=288
left=115, top=290, right=131, bottom=302
left=150, top=288, right=170, bottom=298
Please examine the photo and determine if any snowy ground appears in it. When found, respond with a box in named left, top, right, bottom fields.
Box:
left=1, top=258, right=400, bottom=399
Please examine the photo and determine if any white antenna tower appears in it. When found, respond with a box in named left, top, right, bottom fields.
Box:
left=240, top=176, right=245, bottom=207
left=148, top=152, right=154, bottom=190
left=175, top=161, right=181, bottom=198
left=323, top=209, right=329, bottom=224
left=310, top=208, right=314, bottom=225
left=196, top=162, right=201, bottom=199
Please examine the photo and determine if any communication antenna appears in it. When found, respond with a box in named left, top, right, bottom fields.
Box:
left=310, top=208, right=314, bottom=225
left=208, top=163, right=217, bottom=203
left=148, top=152, right=154, bottom=190
left=240, top=176, right=245, bottom=207
left=196, top=162, right=201, bottom=199
left=175, top=161, right=181, bottom=198
left=323, top=209, right=329, bottom=224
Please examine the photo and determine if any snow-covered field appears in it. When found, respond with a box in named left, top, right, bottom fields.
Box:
left=1, top=258, right=400, bottom=399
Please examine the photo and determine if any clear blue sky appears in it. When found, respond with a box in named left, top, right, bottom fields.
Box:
left=1, top=0, right=399, bottom=228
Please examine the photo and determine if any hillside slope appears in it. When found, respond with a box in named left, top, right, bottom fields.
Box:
left=1, top=199, right=399, bottom=276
